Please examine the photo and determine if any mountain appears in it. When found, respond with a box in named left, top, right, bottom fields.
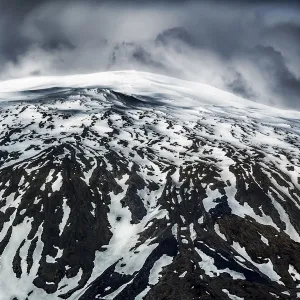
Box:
left=0, top=71, right=300, bottom=300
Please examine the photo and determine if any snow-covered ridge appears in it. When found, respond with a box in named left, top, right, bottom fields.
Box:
left=0, top=70, right=298, bottom=112
left=1, top=71, right=299, bottom=136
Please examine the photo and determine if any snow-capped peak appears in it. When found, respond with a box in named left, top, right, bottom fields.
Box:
left=0, top=71, right=299, bottom=299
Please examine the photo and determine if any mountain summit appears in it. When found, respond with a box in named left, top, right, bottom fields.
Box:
left=0, top=71, right=300, bottom=300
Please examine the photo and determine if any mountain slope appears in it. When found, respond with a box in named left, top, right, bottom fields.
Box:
left=0, top=71, right=300, bottom=300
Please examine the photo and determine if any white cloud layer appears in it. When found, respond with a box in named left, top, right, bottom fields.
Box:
left=0, top=0, right=300, bottom=109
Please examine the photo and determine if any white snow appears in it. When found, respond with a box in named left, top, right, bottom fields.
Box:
left=179, top=271, right=187, bottom=278
left=52, top=172, right=63, bottom=192
left=148, top=254, right=173, bottom=285
left=260, top=235, right=269, bottom=246
left=231, top=241, right=282, bottom=283
left=195, top=248, right=245, bottom=280
left=222, top=289, right=244, bottom=300
left=288, top=264, right=300, bottom=285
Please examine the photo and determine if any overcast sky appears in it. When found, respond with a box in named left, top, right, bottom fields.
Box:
left=0, top=0, right=300, bottom=109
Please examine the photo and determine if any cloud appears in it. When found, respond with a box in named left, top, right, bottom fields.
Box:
left=0, top=0, right=300, bottom=109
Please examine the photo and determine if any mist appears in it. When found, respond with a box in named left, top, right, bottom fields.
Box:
left=1, top=0, right=300, bottom=109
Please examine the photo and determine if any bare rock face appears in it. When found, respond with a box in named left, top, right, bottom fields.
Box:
left=0, top=73, right=300, bottom=300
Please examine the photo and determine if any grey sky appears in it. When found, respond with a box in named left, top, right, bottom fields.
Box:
left=0, top=0, right=299, bottom=109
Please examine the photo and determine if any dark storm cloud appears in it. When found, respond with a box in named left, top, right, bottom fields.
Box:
left=0, top=0, right=300, bottom=109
